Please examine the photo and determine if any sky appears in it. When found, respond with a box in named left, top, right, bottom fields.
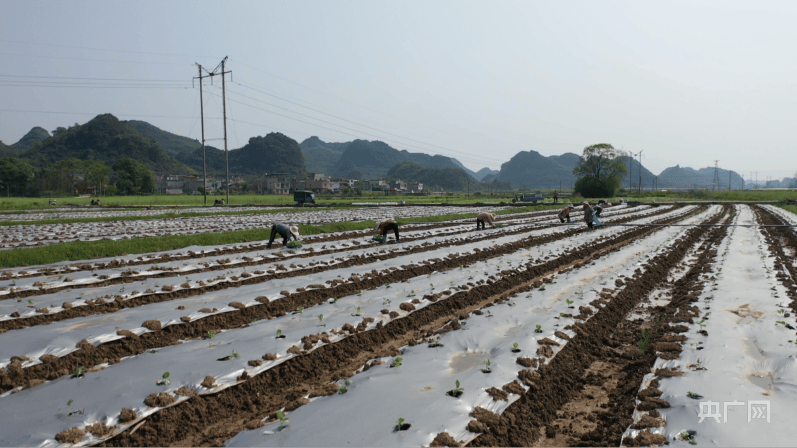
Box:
left=1, top=0, right=796, bottom=181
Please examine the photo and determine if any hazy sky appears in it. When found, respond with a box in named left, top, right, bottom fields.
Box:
left=1, top=0, right=795, bottom=180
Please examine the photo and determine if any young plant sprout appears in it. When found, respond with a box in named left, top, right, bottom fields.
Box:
left=395, top=417, right=407, bottom=431
left=566, top=299, right=573, bottom=305
left=391, top=357, right=403, bottom=368
left=276, top=410, right=289, bottom=427
left=207, top=330, right=216, bottom=339
left=72, top=365, right=84, bottom=378
left=157, top=371, right=171, bottom=386
left=687, top=391, right=703, bottom=399
left=512, top=342, right=520, bottom=352
left=559, top=312, right=566, bottom=317
left=276, top=329, right=283, bottom=338
left=450, top=379, right=464, bottom=397
left=296, top=306, right=304, bottom=314
left=482, top=359, right=492, bottom=373
left=318, top=314, right=323, bottom=322
left=232, top=349, right=240, bottom=358
left=535, top=324, right=542, bottom=333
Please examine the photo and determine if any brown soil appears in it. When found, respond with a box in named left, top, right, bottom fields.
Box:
left=466, top=206, right=729, bottom=447
left=55, top=427, right=86, bottom=444
left=98, top=207, right=701, bottom=447
left=119, top=408, right=136, bottom=423
left=1, top=207, right=693, bottom=394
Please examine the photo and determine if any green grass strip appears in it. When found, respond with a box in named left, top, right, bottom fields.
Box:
left=777, top=205, right=797, bottom=216
left=0, top=204, right=560, bottom=267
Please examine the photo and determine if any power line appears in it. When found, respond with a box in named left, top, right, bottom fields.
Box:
left=0, top=39, right=222, bottom=59
left=0, top=74, right=188, bottom=82
left=0, top=109, right=222, bottom=119
left=232, top=81, right=490, bottom=164
left=0, top=52, right=197, bottom=66
left=216, top=87, right=496, bottom=165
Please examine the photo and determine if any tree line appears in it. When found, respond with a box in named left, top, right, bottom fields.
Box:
left=0, top=156, right=154, bottom=197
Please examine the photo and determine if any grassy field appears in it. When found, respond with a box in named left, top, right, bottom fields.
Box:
left=779, top=204, right=797, bottom=215
left=0, top=204, right=560, bottom=267
left=0, top=189, right=792, bottom=212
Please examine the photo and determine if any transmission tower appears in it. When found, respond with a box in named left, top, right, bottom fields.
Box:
left=712, top=160, right=720, bottom=191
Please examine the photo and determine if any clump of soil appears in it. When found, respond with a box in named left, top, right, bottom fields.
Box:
left=229, top=301, right=246, bottom=309
left=141, top=320, right=162, bottom=331
left=262, top=353, right=278, bottom=361
left=175, top=386, right=196, bottom=397
left=400, top=302, right=416, bottom=311
left=248, top=359, right=264, bottom=367
left=86, top=421, right=110, bottom=437
left=201, top=375, right=216, bottom=388
left=55, top=427, right=86, bottom=444
left=62, top=302, right=73, bottom=309
left=39, top=354, right=58, bottom=364
left=245, top=419, right=265, bottom=430
left=430, top=432, right=460, bottom=447
left=180, top=316, right=191, bottom=323
left=310, top=382, right=339, bottom=397
left=119, top=407, right=137, bottom=423
left=502, top=381, right=525, bottom=395
left=284, top=397, right=310, bottom=411
left=144, top=391, right=176, bottom=407
left=76, top=339, right=94, bottom=351
left=485, top=387, right=508, bottom=401
left=116, top=329, right=139, bottom=339
left=287, top=345, right=302, bottom=355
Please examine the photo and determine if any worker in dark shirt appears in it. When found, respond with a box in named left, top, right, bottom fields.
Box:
left=375, top=219, right=401, bottom=244
left=267, top=223, right=300, bottom=248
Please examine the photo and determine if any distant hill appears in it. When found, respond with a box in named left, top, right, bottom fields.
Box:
left=299, top=136, right=348, bottom=174
left=496, top=150, right=577, bottom=189
left=126, top=120, right=200, bottom=158
left=178, top=133, right=306, bottom=177
left=387, top=161, right=513, bottom=192
left=331, top=139, right=473, bottom=180
left=658, top=165, right=744, bottom=190
left=473, top=167, right=499, bottom=181
left=448, top=158, right=479, bottom=180
left=616, top=155, right=657, bottom=189
left=547, top=153, right=581, bottom=171
left=20, top=114, right=191, bottom=174
left=12, top=127, right=50, bottom=151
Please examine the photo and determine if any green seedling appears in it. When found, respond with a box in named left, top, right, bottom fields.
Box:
left=157, top=372, right=171, bottom=386
left=27, top=299, right=33, bottom=305
left=208, top=330, right=216, bottom=339
left=486, top=310, right=492, bottom=317
left=276, top=410, right=289, bottom=427
left=512, top=342, right=520, bottom=351
left=395, top=417, right=406, bottom=431
left=535, top=324, right=542, bottom=333
left=695, top=359, right=706, bottom=370
left=776, top=320, right=786, bottom=325
left=566, top=299, right=573, bottom=305
left=428, top=338, right=444, bottom=348
left=450, top=379, right=464, bottom=396
left=296, top=306, right=304, bottom=314
left=382, top=298, right=391, bottom=306
left=232, top=349, right=240, bottom=358
left=559, top=313, right=565, bottom=317
left=318, top=314, right=323, bottom=322
left=687, top=391, right=703, bottom=399
left=276, top=329, right=283, bottom=338
left=508, top=302, right=516, bottom=306
left=540, top=285, right=546, bottom=291
left=386, top=284, right=391, bottom=288
left=72, top=365, right=84, bottom=378
left=636, top=329, right=652, bottom=354
left=778, top=309, right=785, bottom=315
left=391, top=357, right=403, bottom=368
left=358, top=290, right=363, bottom=296
left=482, top=359, right=492, bottom=373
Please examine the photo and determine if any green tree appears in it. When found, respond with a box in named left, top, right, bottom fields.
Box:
left=0, top=157, right=38, bottom=196
left=197, top=185, right=206, bottom=195
left=113, top=158, right=154, bottom=195
left=85, top=160, right=111, bottom=195
left=572, top=144, right=628, bottom=198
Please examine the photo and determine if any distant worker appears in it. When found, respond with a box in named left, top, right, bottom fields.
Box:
left=49, top=198, right=57, bottom=206
left=618, top=198, right=625, bottom=205
left=553, top=190, right=559, bottom=204
left=267, top=223, right=300, bottom=249
left=94, top=199, right=101, bottom=206
left=582, top=201, right=597, bottom=230
left=214, top=198, right=225, bottom=206
left=90, top=199, right=95, bottom=206
left=375, top=219, right=401, bottom=244
left=476, top=212, right=497, bottom=229
left=558, top=204, right=575, bottom=223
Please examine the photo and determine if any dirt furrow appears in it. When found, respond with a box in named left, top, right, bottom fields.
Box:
left=0, top=206, right=676, bottom=334
left=752, top=206, right=797, bottom=313
left=464, top=205, right=731, bottom=447
left=93, top=207, right=698, bottom=447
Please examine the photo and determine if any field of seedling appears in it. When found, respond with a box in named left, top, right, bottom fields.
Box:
left=0, top=202, right=795, bottom=447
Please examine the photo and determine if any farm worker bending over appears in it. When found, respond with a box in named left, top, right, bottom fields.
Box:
left=476, top=212, right=497, bottom=229
left=582, top=201, right=597, bottom=230
left=558, top=205, right=575, bottom=223
left=375, top=219, right=401, bottom=244
left=267, top=223, right=300, bottom=248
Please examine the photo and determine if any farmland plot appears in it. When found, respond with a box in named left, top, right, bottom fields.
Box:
left=0, top=205, right=516, bottom=250
left=9, top=203, right=786, bottom=448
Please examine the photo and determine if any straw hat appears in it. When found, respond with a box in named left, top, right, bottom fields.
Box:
left=289, top=225, right=300, bottom=238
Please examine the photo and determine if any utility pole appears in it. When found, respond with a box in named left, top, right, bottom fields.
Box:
left=638, top=151, right=643, bottom=193
left=194, top=64, right=209, bottom=205
left=220, top=57, right=231, bottom=205
left=712, top=160, right=720, bottom=191
left=729, top=171, right=732, bottom=191
left=628, top=150, right=632, bottom=191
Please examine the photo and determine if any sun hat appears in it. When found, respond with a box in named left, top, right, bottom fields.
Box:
left=289, top=225, right=300, bottom=238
